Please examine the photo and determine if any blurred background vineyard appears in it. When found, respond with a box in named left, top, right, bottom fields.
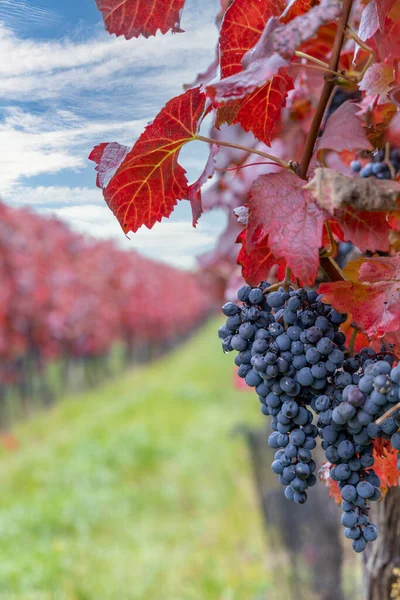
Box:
left=0, top=201, right=364, bottom=599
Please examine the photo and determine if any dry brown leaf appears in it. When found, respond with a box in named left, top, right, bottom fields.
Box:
left=305, top=167, right=400, bottom=213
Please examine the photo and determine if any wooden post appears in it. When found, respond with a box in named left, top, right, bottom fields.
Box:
left=364, top=487, right=400, bottom=600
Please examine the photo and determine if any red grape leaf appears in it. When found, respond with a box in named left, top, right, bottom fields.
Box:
left=214, top=0, right=291, bottom=145
left=89, top=87, right=206, bottom=233
left=359, top=62, right=396, bottom=103
left=218, top=0, right=285, bottom=79
left=218, top=71, right=294, bottom=146
left=319, top=254, right=400, bottom=338
left=236, top=228, right=283, bottom=286
left=248, top=172, right=327, bottom=285
left=316, top=101, right=373, bottom=153
left=187, top=144, right=219, bottom=227
left=280, top=0, right=318, bottom=23
left=335, top=209, right=390, bottom=252
left=375, top=0, right=396, bottom=30
left=95, top=0, right=186, bottom=39
left=207, top=0, right=341, bottom=103
left=89, top=142, right=130, bottom=190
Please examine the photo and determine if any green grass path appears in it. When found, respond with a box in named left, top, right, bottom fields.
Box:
left=0, top=320, right=269, bottom=600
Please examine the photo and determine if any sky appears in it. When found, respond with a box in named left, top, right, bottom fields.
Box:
left=0, top=0, right=226, bottom=268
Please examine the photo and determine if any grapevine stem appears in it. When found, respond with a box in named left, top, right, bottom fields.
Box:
left=263, top=267, right=297, bottom=295
left=376, top=402, right=400, bottom=427
left=298, top=0, right=354, bottom=181
left=195, top=135, right=290, bottom=170
left=296, top=0, right=353, bottom=283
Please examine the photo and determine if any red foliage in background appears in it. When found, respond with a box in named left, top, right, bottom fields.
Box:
left=0, top=202, right=216, bottom=382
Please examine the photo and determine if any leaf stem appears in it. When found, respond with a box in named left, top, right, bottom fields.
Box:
left=195, top=135, right=290, bottom=170
left=345, top=26, right=375, bottom=81
left=346, top=325, right=358, bottom=356
left=294, top=51, right=329, bottom=69
left=292, top=62, right=354, bottom=83
left=385, top=142, right=397, bottom=179
left=320, top=222, right=337, bottom=258
left=320, top=255, right=346, bottom=282
left=297, top=0, right=354, bottom=180
left=376, top=402, right=400, bottom=427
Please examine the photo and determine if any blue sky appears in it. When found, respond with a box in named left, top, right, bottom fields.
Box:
left=0, top=0, right=226, bottom=268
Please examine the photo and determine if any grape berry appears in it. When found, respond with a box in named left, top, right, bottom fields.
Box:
left=219, top=283, right=400, bottom=554
left=350, top=147, right=400, bottom=180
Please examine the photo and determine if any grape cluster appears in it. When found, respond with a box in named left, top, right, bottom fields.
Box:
left=350, top=147, right=400, bottom=180
left=219, top=284, right=347, bottom=505
left=219, top=284, right=400, bottom=554
left=315, top=353, right=400, bottom=552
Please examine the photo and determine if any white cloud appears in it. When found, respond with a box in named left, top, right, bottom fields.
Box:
left=38, top=202, right=226, bottom=269
left=0, top=19, right=218, bottom=102
left=5, top=185, right=104, bottom=207
left=0, top=107, right=148, bottom=192
left=0, top=0, right=59, bottom=28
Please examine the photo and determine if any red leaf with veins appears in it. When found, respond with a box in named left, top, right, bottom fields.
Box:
left=319, top=255, right=400, bottom=338
left=207, top=0, right=341, bottom=103
left=218, top=0, right=285, bottom=79
left=237, top=228, right=283, bottom=286
left=317, top=101, right=373, bottom=153
left=248, top=172, right=327, bottom=285
left=335, top=209, right=390, bottom=252
left=235, top=71, right=294, bottom=145
left=375, top=0, right=395, bottom=30
left=215, top=0, right=291, bottom=145
left=280, top=0, right=318, bottom=23
left=95, top=0, right=186, bottom=38
left=89, top=142, right=130, bottom=190
left=90, top=87, right=206, bottom=233
left=188, top=144, right=219, bottom=227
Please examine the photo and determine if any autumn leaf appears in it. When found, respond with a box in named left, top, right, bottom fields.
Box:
left=207, top=0, right=341, bottom=103
left=218, top=0, right=285, bottom=78
left=335, top=208, right=390, bottom=252
left=317, top=101, right=373, bottom=153
left=95, top=0, right=186, bottom=38
left=214, top=0, right=292, bottom=145
left=222, top=71, right=294, bottom=146
left=187, top=144, right=219, bottom=227
left=306, top=167, right=400, bottom=212
left=280, top=0, right=318, bottom=23
left=319, top=254, right=400, bottom=338
left=248, top=171, right=327, bottom=285
left=89, top=142, right=130, bottom=190
left=359, top=62, right=396, bottom=103
left=236, top=228, right=283, bottom=286
left=89, top=87, right=207, bottom=233
left=375, top=0, right=396, bottom=31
